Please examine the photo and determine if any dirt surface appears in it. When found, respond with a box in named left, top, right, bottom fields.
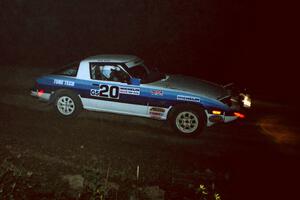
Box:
left=0, top=66, right=299, bottom=199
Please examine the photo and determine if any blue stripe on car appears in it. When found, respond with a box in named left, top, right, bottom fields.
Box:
left=37, top=75, right=229, bottom=111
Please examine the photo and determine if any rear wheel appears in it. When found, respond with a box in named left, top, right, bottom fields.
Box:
left=169, top=106, right=206, bottom=136
left=54, top=91, right=82, bottom=118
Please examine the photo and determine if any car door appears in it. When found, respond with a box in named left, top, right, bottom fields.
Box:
left=86, top=62, right=149, bottom=117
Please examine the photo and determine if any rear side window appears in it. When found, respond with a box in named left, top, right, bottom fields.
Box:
left=53, top=62, right=79, bottom=77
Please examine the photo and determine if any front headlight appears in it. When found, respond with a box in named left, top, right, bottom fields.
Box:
left=241, top=94, right=251, bottom=108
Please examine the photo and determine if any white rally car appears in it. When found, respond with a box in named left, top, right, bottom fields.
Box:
left=31, top=55, right=251, bottom=136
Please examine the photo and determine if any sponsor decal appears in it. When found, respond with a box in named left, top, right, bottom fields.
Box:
left=151, top=90, right=163, bottom=96
left=177, top=95, right=200, bottom=103
left=149, top=107, right=165, bottom=119
left=91, top=85, right=140, bottom=98
left=119, top=87, right=140, bottom=95
left=90, top=84, right=119, bottom=99
left=150, top=107, right=165, bottom=112
left=54, top=79, right=75, bottom=87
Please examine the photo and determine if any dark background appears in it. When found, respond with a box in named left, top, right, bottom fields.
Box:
left=0, top=2, right=299, bottom=200
left=0, top=0, right=297, bottom=104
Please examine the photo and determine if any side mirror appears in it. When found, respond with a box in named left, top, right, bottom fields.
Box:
left=129, top=77, right=141, bottom=86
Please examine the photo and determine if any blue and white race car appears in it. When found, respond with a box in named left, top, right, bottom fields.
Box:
left=31, top=55, right=251, bottom=136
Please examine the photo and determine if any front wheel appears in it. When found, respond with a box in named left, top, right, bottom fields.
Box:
left=54, top=91, right=82, bottom=118
left=169, top=106, right=206, bottom=136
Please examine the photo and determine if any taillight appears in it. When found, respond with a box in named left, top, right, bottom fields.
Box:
left=37, top=89, right=44, bottom=97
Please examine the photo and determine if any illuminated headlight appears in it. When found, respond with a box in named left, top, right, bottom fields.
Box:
left=242, top=94, right=251, bottom=108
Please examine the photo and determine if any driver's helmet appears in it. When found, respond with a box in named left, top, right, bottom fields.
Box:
left=101, top=66, right=113, bottom=79
left=102, top=65, right=122, bottom=81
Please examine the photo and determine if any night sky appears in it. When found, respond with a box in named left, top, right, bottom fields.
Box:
left=0, top=0, right=296, bottom=104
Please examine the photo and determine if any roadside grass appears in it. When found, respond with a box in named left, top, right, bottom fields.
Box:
left=0, top=102, right=229, bottom=199
left=0, top=156, right=224, bottom=200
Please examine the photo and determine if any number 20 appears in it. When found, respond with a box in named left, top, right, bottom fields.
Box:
left=99, top=85, right=119, bottom=98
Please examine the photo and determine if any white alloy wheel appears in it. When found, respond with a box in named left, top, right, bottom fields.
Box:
left=56, top=96, right=75, bottom=116
left=175, top=111, right=199, bottom=134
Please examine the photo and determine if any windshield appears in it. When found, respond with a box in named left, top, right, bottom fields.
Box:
left=127, top=64, right=165, bottom=83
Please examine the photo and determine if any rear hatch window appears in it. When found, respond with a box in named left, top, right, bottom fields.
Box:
left=52, top=61, right=80, bottom=77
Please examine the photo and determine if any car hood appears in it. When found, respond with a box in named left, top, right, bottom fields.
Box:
left=148, top=75, right=229, bottom=99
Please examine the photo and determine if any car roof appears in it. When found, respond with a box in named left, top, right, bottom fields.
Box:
left=83, top=54, right=140, bottom=63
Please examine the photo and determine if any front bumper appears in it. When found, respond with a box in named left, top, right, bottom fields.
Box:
left=206, top=110, right=239, bottom=126
left=205, top=93, right=251, bottom=127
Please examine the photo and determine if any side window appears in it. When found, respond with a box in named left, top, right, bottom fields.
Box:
left=90, top=63, right=129, bottom=83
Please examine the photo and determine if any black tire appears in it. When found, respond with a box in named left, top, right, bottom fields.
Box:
left=53, top=90, right=82, bottom=118
left=168, top=105, right=206, bottom=136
